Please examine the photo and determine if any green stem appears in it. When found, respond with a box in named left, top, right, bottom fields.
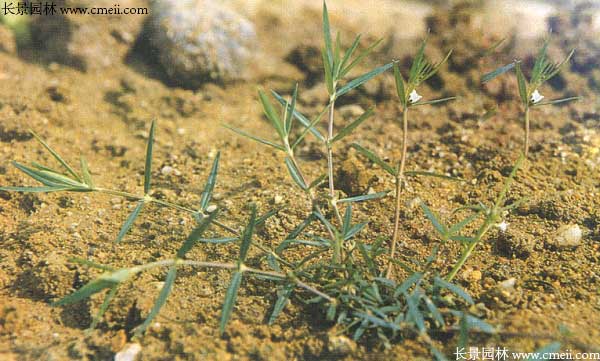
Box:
left=524, top=105, right=530, bottom=158
left=386, top=106, right=408, bottom=279
left=326, top=97, right=344, bottom=227
left=445, top=218, right=494, bottom=282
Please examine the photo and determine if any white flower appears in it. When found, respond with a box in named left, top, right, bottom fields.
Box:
left=408, top=89, right=422, bottom=104
left=497, top=221, right=509, bottom=232
left=531, top=89, right=544, bottom=104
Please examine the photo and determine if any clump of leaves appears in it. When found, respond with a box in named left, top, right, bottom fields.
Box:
left=482, top=39, right=581, bottom=157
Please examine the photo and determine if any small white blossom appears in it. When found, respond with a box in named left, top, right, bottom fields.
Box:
left=531, top=89, right=544, bottom=104
left=408, top=89, right=422, bottom=104
left=497, top=221, right=509, bottom=232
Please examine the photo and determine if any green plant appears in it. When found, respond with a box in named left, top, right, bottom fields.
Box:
left=482, top=39, right=581, bottom=157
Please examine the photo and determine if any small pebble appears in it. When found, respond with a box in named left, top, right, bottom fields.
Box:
left=206, top=204, right=217, bottom=213
left=161, top=166, right=181, bottom=176
left=114, top=343, right=142, bottom=361
left=327, top=334, right=356, bottom=356
left=273, top=195, right=283, bottom=204
left=549, top=224, right=582, bottom=249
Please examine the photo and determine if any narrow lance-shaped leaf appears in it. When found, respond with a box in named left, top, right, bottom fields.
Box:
left=291, top=106, right=328, bottom=149
left=134, top=266, right=177, bottom=335
left=393, top=62, right=406, bottom=107
left=80, top=157, right=93, bottom=188
left=177, top=211, right=217, bottom=258
left=144, top=120, right=156, bottom=195
left=351, top=143, right=397, bottom=176
left=420, top=201, right=447, bottom=237
left=544, top=49, right=574, bottom=81
left=481, top=62, right=516, bottom=83
left=272, top=90, right=326, bottom=142
left=0, top=186, right=70, bottom=193
left=331, top=107, right=374, bottom=143
left=89, top=285, right=118, bottom=330
left=53, top=268, right=137, bottom=306
left=337, top=191, right=388, bottom=204
left=259, top=90, right=286, bottom=141
left=284, top=84, right=298, bottom=135
left=239, top=204, right=257, bottom=263
left=284, top=157, right=308, bottom=191
left=200, top=152, right=220, bottom=212
left=434, top=277, right=474, bottom=305
left=405, top=291, right=426, bottom=334
left=532, top=96, right=581, bottom=107
left=219, top=270, right=243, bottom=335
left=336, top=62, right=393, bottom=98
left=322, top=1, right=333, bottom=70
left=338, top=34, right=361, bottom=75
left=409, top=96, right=456, bottom=107
left=322, top=47, right=335, bottom=95
left=404, top=170, right=462, bottom=182
left=30, top=130, right=82, bottom=182
left=12, top=161, right=73, bottom=188
left=268, top=284, right=294, bottom=325
left=115, top=201, right=144, bottom=244
left=409, top=37, right=428, bottom=84
left=515, top=62, right=529, bottom=105
left=342, top=204, right=352, bottom=236
left=223, top=124, right=285, bottom=152
left=340, top=37, right=384, bottom=78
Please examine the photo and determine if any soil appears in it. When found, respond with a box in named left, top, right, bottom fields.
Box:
left=0, top=1, right=599, bottom=360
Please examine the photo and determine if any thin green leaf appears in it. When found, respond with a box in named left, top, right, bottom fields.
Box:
left=515, top=62, right=529, bottom=105
left=409, top=96, right=456, bottom=107
left=284, top=157, right=308, bottom=191
left=495, top=153, right=525, bottom=207
left=405, top=170, right=462, bottom=181
left=544, top=49, right=574, bottom=81
left=0, top=186, right=70, bottom=193
left=344, top=222, right=367, bottom=241
left=330, top=107, right=374, bottom=143
left=272, top=91, right=326, bottom=142
left=197, top=237, right=238, bottom=244
left=219, top=271, right=243, bottom=335
left=394, top=272, right=423, bottom=297
left=322, top=47, right=335, bottom=95
left=115, top=201, right=144, bottom=244
left=80, top=157, right=93, bottom=188
left=144, top=120, right=156, bottom=195
left=259, top=90, right=286, bottom=141
left=308, top=174, right=327, bottom=190
left=322, top=1, right=333, bottom=71
left=351, top=143, right=396, bottom=176
left=406, top=291, right=425, bottom=334
left=448, top=212, right=481, bottom=235
left=134, top=266, right=177, bottom=335
left=338, top=191, right=388, bottom=204
left=276, top=214, right=315, bottom=254
left=409, top=37, right=428, bottom=84
left=68, top=257, right=115, bottom=271
left=531, top=39, right=550, bottom=85
left=339, top=35, right=361, bottom=74
left=421, top=49, right=452, bottom=82
left=268, top=284, right=294, bottom=325
left=356, top=240, right=376, bottom=274
left=533, top=96, right=582, bottom=107
left=255, top=207, right=282, bottom=227
left=89, top=285, right=118, bottom=330
left=284, top=84, right=298, bottom=134
left=423, top=295, right=445, bottom=326
left=342, top=204, right=352, bottom=235
left=340, top=38, right=384, bottom=78
left=393, top=62, right=406, bottom=107
left=53, top=279, right=116, bottom=306
left=336, top=62, right=393, bottom=98
left=314, top=209, right=337, bottom=236
left=291, top=106, right=328, bottom=149
left=480, top=37, right=506, bottom=57
left=481, top=62, right=516, bottom=83
left=200, top=152, right=220, bottom=212
left=239, top=204, right=257, bottom=263
left=223, top=124, right=285, bottom=151
left=434, top=277, right=474, bottom=304
left=12, top=161, right=72, bottom=188
left=419, top=202, right=447, bottom=236
left=177, top=211, right=217, bottom=258
left=30, top=130, right=81, bottom=182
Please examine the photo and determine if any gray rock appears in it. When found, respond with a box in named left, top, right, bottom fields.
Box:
left=148, top=0, right=257, bottom=88
left=30, top=0, right=147, bottom=71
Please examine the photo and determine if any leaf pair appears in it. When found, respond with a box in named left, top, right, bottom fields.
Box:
left=0, top=131, right=95, bottom=193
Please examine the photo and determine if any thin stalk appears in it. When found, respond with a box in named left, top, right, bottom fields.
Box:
left=386, top=107, right=408, bottom=279
left=131, top=259, right=333, bottom=302
left=326, top=97, right=344, bottom=226
left=524, top=105, right=530, bottom=158
left=445, top=217, right=494, bottom=282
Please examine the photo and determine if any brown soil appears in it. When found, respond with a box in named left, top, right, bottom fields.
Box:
left=1, top=2, right=599, bottom=360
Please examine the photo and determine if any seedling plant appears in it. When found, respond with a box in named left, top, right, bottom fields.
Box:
left=0, top=3, right=582, bottom=359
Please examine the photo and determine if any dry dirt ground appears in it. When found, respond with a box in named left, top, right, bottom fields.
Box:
left=0, top=1, right=599, bottom=360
